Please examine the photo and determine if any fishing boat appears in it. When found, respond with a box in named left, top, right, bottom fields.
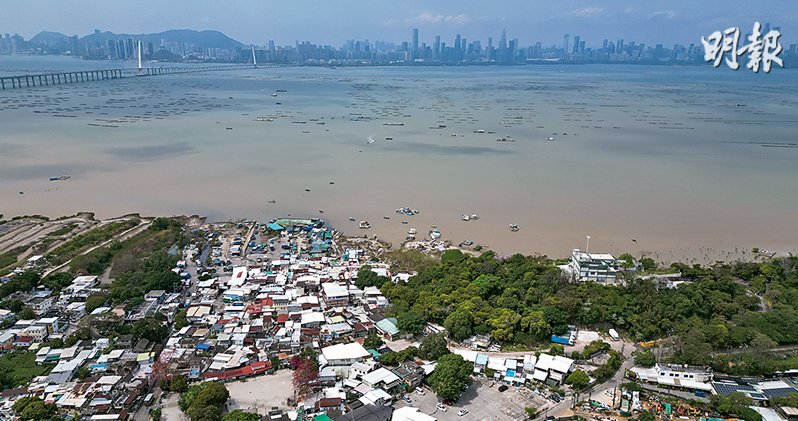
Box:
left=359, top=221, right=371, bottom=229
left=429, top=228, right=441, bottom=239
left=509, top=224, right=520, bottom=232
left=408, top=228, right=417, bottom=235
left=546, top=136, right=555, bottom=141
left=462, top=214, right=471, bottom=221
left=49, top=175, right=71, bottom=181
left=348, top=217, right=356, bottom=221
left=471, top=214, right=479, bottom=220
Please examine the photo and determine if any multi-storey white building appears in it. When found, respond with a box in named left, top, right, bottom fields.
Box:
left=569, top=248, right=619, bottom=283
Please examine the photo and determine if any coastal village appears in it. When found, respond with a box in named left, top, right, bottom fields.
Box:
left=0, top=216, right=796, bottom=421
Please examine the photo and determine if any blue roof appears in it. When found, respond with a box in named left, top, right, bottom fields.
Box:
left=267, top=223, right=285, bottom=231
left=196, top=343, right=212, bottom=350
left=475, top=354, right=489, bottom=365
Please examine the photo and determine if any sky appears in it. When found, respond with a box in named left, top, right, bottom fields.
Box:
left=2, top=0, right=797, bottom=47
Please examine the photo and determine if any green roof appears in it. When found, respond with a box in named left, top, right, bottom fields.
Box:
left=314, top=415, right=334, bottom=421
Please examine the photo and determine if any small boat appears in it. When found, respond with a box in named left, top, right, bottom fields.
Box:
left=348, top=217, right=356, bottom=221
left=330, top=181, right=335, bottom=184
left=268, top=200, right=276, bottom=204
left=49, top=175, right=71, bottom=181
left=471, top=214, right=479, bottom=220
left=318, top=209, right=324, bottom=214
left=509, top=224, right=520, bottom=232
left=359, top=221, right=371, bottom=229
left=408, top=228, right=417, bottom=235
left=405, top=234, right=416, bottom=241
left=383, top=216, right=390, bottom=220
left=546, top=136, right=555, bottom=141
left=462, top=214, right=470, bottom=221
left=401, top=221, right=409, bottom=225
left=367, top=136, right=375, bottom=144
left=430, top=229, right=441, bottom=239
left=271, top=93, right=278, bottom=97
left=305, top=188, right=311, bottom=192
left=385, top=137, right=393, bottom=141
left=276, top=89, right=287, bottom=93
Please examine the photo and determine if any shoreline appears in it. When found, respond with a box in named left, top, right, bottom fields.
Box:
left=2, top=210, right=794, bottom=266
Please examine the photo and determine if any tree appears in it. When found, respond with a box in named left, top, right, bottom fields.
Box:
left=85, top=293, right=108, bottom=313
left=639, top=411, right=656, bottom=421
left=397, top=310, right=426, bottom=335
left=488, top=308, right=521, bottom=342
left=549, top=344, right=565, bottom=356
left=13, top=397, right=56, bottom=421
left=18, top=306, right=37, bottom=320
left=710, top=393, right=762, bottom=421
left=565, top=369, right=590, bottom=390
left=379, top=346, right=418, bottom=365
left=355, top=265, right=389, bottom=289
left=444, top=310, right=473, bottom=341
left=427, top=353, right=472, bottom=401
left=132, top=316, right=169, bottom=343
left=180, top=381, right=229, bottom=421
left=169, top=374, right=189, bottom=393
left=223, top=410, right=260, bottom=421
left=41, top=272, right=74, bottom=292
left=520, top=310, right=551, bottom=340
left=640, top=257, right=657, bottom=271
left=269, top=356, right=281, bottom=370
left=525, top=407, right=539, bottom=419
left=418, top=333, right=449, bottom=361
left=174, top=309, right=189, bottom=330
left=292, top=358, right=319, bottom=401
left=364, top=332, right=384, bottom=349
left=634, top=350, right=657, bottom=367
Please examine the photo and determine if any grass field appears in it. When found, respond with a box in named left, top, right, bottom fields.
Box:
left=0, top=352, right=53, bottom=388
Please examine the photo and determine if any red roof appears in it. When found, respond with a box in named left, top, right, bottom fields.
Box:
left=276, top=314, right=289, bottom=323
left=202, top=360, right=272, bottom=380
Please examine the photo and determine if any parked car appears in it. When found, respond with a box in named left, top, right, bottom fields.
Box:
left=458, top=409, right=469, bottom=417
left=436, top=403, right=447, bottom=412
left=498, top=384, right=508, bottom=392
left=402, top=395, right=411, bottom=403
left=416, top=388, right=425, bottom=395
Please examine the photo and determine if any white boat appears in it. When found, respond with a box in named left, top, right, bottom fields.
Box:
left=359, top=221, right=371, bottom=229
left=408, top=228, right=417, bottom=235
left=509, top=224, right=520, bottom=232
left=367, top=136, right=375, bottom=144
left=471, top=214, right=479, bottom=220
left=429, top=228, right=441, bottom=239
left=461, top=214, right=470, bottom=221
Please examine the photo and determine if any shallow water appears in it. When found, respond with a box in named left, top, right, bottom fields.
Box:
left=1, top=56, right=797, bottom=261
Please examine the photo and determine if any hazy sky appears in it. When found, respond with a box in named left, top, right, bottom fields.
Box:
left=3, top=0, right=796, bottom=47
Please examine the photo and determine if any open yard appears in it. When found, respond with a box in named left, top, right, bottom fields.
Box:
left=226, top=370, right=295, bottom=415
left=395, top=378, right=549, bottom=421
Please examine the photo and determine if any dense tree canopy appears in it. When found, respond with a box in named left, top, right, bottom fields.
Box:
left=427, top=353, right=472, bottom=400
left=382, top=250, right=798, bottom=375
left=179, top=381, right=230, bottom=421
left=418, top=333, right=449, bottom=360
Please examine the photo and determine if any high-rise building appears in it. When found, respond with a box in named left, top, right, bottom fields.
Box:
left=563, top=33, right=570, bottom=53
left=433, top=35, right=440, bottom=60
left=572, top=35, right=580, bottom=54
left=411, top=28, right=419, bottom=60
left=617, top=39, right=624, bottom=54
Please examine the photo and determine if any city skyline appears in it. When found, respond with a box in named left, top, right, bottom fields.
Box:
left=1, top=0, right=796, bottom=48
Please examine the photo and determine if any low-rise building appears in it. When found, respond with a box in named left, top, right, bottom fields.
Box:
left=633, top=363, right=713, bottom=391
left=321, top=343, right=370, bottom=366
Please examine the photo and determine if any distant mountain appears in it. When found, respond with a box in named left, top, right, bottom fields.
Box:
left=80, top=29, right=244, bottom=50
left=30, top=31, right=69, bottom=47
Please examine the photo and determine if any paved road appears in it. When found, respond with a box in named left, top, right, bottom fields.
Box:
left=537, top=358, right=635, bottom=420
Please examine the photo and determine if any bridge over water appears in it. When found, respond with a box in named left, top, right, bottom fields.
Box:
left=0, top=63, right=262, bottom=90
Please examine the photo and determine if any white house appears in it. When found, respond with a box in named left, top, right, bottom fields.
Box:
left=320, top=342, right=370, bottom=366
left=632, top=363, right=713, bottom=391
